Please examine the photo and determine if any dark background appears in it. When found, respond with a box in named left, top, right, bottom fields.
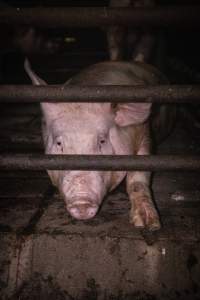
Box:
left=0, top=0, right=200, bottom=84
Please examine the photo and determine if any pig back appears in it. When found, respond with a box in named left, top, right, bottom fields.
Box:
left=139, top=63, right=176, bottom=144
left=131, top=62, right=176, bottom=144
left=66, top=61, right=176, bottom=144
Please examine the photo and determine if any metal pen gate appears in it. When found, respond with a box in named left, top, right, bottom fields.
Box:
left=0, top=6, right=200, bottom=171
left=1, top=77, right=200, bottom=170
left=1, top=4, right=200, bottom=300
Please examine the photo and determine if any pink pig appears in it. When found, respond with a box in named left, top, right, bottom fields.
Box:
left=25, top=59, right=169, bottom=230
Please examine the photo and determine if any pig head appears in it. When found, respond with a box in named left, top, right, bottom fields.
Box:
left=25, top=59, right=162, bottom=229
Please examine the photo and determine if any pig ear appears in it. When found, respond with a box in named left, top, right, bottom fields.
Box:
left=113, top=102, right=152, bottom=127
left=24, top=58, right=47, bottom=85
left=24, top=58, right=61, bottom=121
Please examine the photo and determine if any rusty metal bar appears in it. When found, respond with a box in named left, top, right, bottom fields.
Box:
left=0, top=6, right=200, bottom=28
left=0, top=85, right=200, bottom=103
left=0, top=154, right=199, bottom=171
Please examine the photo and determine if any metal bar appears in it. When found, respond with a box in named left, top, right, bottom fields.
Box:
left=0, top=154, right=199, bottom=171
left=0, top=85, right=200, bottom=103
left=0, top=6, right=200, bottom=28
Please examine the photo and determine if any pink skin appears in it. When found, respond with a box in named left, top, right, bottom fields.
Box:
left=44, top=108, right=131, bottom=220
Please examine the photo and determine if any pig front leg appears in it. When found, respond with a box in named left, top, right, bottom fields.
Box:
left=126, top=134, right=161, bottom=231
left=126, top=171, right=160, bottom=231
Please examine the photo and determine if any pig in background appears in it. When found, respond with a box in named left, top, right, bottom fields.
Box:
left=9, top=26, right=62, bottom=55
left=107, top=0, right=156, bottom=62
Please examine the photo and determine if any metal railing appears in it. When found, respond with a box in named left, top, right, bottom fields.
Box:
left=0, top=154, right=199, bottom=171
left=0, top=6, right=200, bottom=28
left=0, top=85, right=200, bottom=103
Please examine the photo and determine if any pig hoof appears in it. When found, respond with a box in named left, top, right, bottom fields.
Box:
left=130, top=203, right=161, bottom=231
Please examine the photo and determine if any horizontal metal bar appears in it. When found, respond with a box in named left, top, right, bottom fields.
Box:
left=0, top=155, right=200, bottom=171
left=0, top=85, right=200, bottom=103
left=0, top=6, right=200, bottom=28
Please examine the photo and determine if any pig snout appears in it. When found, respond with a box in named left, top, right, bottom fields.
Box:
left=62, top=172, right=107, bottom=220
left=67, top=200, right=99, bottom=220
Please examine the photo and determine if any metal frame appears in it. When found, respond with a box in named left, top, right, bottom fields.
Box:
left=0, top=154, right=200, bottom=171
left=0, top=6, right=200, bottom=28
left=0, top=85, right=200, bottom=103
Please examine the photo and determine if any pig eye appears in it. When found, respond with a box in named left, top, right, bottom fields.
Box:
left=57, top=141, right=61, bottom=146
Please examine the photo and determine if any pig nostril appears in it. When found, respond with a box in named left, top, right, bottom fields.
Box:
left=68, top=203, right=98, bottom=220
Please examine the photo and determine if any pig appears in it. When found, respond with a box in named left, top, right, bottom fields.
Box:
left=24, top=59, right=169, bottom=231
left=13, top=26, right=62, bottom=55
left=107, top=0, right=156, bottom=62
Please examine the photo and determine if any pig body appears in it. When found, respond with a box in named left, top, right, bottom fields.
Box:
left=25, top=60, right=167, bottom=230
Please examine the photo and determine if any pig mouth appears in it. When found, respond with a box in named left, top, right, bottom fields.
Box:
left=65, top=195, right=100, bottom=220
